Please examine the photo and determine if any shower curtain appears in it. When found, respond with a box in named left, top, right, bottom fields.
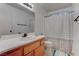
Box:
left=44, top=10, right=73, bottom=53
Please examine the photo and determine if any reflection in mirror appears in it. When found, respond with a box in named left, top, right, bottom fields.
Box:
left=0, top=3, right=35, bottom=37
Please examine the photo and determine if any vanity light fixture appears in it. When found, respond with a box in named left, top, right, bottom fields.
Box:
left=23, top=3, right=33, bottom=9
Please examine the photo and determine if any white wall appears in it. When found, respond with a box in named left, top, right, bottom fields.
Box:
left=72, top=4, right=79, bottom=55
left=0, top=4, right=35, bottom=35
left=34, top=4, right=48, bottom=35
left=0, top=4, right=12, bottom=35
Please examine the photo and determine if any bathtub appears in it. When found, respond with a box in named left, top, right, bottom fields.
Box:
left=53, top=49, right=70, bottom=56
left=45, top=46, right=71, bottom=56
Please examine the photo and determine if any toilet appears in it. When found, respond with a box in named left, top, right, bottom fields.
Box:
left=45, top=41, right=69, bottom=56
left=45, top=41, right=53, bottom=56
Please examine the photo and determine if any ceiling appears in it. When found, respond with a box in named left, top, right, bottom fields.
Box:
left=36, top=3, right=72, bottom=13
left=7, top=3, right=73, bottom=14
left=7, top=3, right=34, bottom=15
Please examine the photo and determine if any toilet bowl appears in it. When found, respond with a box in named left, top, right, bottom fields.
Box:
left=45, top=41, right=53, bottom=47
left=45, top=41, right=53, bottom=56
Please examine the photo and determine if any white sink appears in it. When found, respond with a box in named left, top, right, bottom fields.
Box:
left=19, top=35, right=36, bottom=41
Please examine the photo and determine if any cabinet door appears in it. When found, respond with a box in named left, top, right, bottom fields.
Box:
left=25, top=51, right=33, bottom=56
left=40, top=39, right=45, bottom=45
left=24, top=40, right=40, bottom=55
left=34, top=46, right=45, bottom=56
left=6, top=48, right=23, bottom=56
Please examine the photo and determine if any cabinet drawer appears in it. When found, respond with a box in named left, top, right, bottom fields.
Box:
left=24, top=40, right=40, bottom=55
left=25, top=51, right=33, bottom=56
left=6, top=48, right=23, bottom=56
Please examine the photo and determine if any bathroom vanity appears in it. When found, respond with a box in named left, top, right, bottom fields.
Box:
left=0, top=35, right=45, bottom=56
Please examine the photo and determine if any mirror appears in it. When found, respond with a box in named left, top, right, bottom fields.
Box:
left=0, top=3, right=35, bottom=36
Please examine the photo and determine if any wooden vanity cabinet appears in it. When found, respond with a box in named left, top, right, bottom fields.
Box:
left=23, top=40, right=40, bottom=55
left=6, top=48, right=23, bottom=56
left=34, top=45, right=45, bottom=56
left=0, top=38, right=45, bottom=56
left=0, top=48, right=23, bottom=56
left=25, top=51, right=33, bottom=56
left=40, top=39, right=45, bottom=45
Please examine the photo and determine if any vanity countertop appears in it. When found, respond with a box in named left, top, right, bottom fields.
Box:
left=0, top=35, right=45, bottom=54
